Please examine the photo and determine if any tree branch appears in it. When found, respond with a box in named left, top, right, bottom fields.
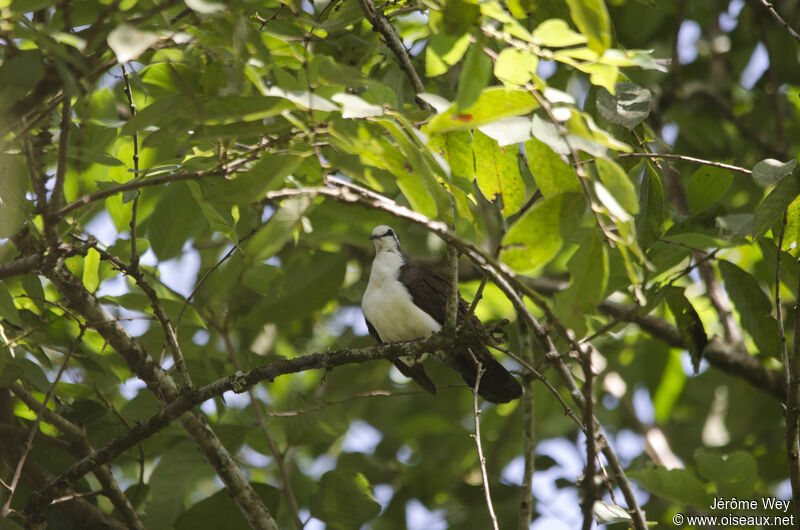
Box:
left=22, top=332, right=483, bottom=507
left=213, top=318, right=304, bottom=530
left=356, top=0, right=428, bottom=103
left=8, top=383, right=145, bottom=530
left=33, top=259, right=278, bottom=529
left=0, top=254, right=43, bottom=280
left=1, top=326, right=84, bottom=517
left=599, top=300, right=785, bottom=399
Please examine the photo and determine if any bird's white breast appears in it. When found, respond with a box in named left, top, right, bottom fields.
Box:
left=362, top=252, right=441, bottom=342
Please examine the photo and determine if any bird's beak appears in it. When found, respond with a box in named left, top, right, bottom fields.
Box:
left=369, top=235, right=380, bottom=240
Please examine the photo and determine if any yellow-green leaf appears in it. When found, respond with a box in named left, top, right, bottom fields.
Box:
left=428, top=87, right=539, bottom=133
left=532, top=18, right=587, bottom=47
left=595, top=157, right=639, bottom=214
left=493, top=48, right=538, bottom=86
left=83, top=248, right=101, bottom=293
left=473, top=130, right=524, bottom=216
left=565, top=0, right=611, bottom=54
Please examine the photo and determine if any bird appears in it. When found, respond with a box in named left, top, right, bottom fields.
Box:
left=361, top=225, right=523, bottom=403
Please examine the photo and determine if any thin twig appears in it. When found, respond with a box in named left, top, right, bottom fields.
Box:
left=614, top=152, right=751, bottom=175
left=48, top=97, right=72, bottom=241
left=1, top=326, right=85, bottom=516
left=265, top=387, right=456, bottom=416
left=581, top=349, right=596, bottom=530
left=789, top=263, right=800, bottom=520
left=175, top=227, right=258, bottom=328
left=777, top=210, right=800, bottom=518
left=517, top=320, right=535, bottom=530
left=778, top=211, right=790, bottom=386
left=756, top=0, right=800, bottom=43
left=54, top=138, right=271, bottom=218
left=121, top=64, right=142, bottom=270
left=469, top=353, right=500, bottom=530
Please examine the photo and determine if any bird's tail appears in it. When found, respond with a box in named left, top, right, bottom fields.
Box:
left=453, top=346, right=522, bottom=403
left=393, top=360, right=438, bottom=395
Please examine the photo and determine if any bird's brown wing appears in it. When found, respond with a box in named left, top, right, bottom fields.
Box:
left=365, top=318, right=437, bottom=395
left=399, top=262, right=522, bottom=403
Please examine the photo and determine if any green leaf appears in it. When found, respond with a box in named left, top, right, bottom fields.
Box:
left=630, top=467, right=711, bottom=509
left=784, top=195, right=800, bottom=251
left=456, top=41, right=493, bottom=110
left=242, top=264, right=283, bottom=294
left=0, top=154, right=29, bottom=238
left=500, top=192, right=585, bottom=272
left=532, top=18, right=587, bottom=47
left=310, top=470, right=381, bottom=529
left=174, top=483, right=281, bottom=530
left=473, top=130, right=524, bottom=216
left=0, top=50, right=45, bottom=114
left=752, top=170, right=800, bottom=239
left=428, top=131, right=474, bottom=186
left=752, top=158, right=798, bottom=186
left=442, top=0, right=480, bottom=35
left=553, top=229, right=608, bottom=336
left=0, top=282, right=22, bottom=327
left=493, top=48, right=538, bottom=86
left=146, top=183, right=207, bottom=261
left=596, top=82, right=651, bottom=129
left=107, top=24, right=159, bottom=63
left=696, top=451, right=757, bottom=499
left=663, top=286, right=708, bottom=373
left=635, top=163, right=664, bottom=250
left=428, top=87, right=539, bottom=133
left=21, top=275, right=44, bottom=312
left=595, top=157, right=639, bottom=214
left=524, top=137, right=581, bottom=196
left=652, top=350, right=686, bottom=423
left=245, top=196, right=312, bottom=263
left=425, top=33, right=471, bottom=77
left=144, top=443, right=212, bottom=530
left=82, top=248, right=101, bottom=293
left=687, top=166, right=734, bottom=214
left=718, top=260, right=780, bottom=357
left=565, top=0, right=611, bottom=53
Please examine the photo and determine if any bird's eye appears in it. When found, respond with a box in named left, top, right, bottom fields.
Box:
left=387, top=229, right=395, bottom=236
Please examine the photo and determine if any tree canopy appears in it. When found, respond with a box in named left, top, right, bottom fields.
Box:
left=1, top=0, right=799, bottom=528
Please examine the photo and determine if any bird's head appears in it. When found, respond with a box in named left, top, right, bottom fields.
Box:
left=369, top=225, right=402, bottom=255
